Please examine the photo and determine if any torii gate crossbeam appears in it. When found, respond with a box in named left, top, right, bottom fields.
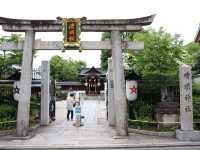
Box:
left=0, top=40, right=144, bottom=50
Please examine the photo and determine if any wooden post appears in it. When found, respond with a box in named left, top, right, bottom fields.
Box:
left=17, top=30, right=35, bottom=136
left=111, top=31, right=128, bottom=136
left=107, top=58, right=116, bottom=126
left=40, top=61, right=50, bottom=125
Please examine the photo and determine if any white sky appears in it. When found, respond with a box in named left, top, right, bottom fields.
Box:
left=0, top=0, right=199, bottom=68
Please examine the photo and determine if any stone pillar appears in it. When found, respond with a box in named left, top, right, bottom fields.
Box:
left=107, top=58, right=116, bottom=126
left=17, top=30, right=35, bottom=137
left=176, top=64, right=200, bottom=141
left=111, top=31, right=128, bottom=136
left=179, top=64, right=193, bottom=131
left=40, top=61, right=50, bottom=125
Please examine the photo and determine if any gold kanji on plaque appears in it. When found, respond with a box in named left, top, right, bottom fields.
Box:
left=62, top=18, right=81, bottom=50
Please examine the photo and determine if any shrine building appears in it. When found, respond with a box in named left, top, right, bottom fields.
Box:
left=195, top=24, right=200, bottom=43
left=56, top=66, right=106, bottom=96
left=80, top=67, right=106, bottom=96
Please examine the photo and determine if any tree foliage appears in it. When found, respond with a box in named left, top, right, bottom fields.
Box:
left=50, top=55, right=86, bottom=81
left=125, top=28, right=185, bottom=80
left=100, top=32, right=111, bottom=70
left=0, top=34, right=24, bottom=76
left=100, top=28, right=192, bottom=80
left=183, top=42, right=200, bottom=69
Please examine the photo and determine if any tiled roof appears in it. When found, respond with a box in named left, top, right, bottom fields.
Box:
left=194, top=23, right=200, bottom=42
left=80, top=67, right=106, bottom=76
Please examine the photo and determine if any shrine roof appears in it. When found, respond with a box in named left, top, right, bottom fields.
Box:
left=80, top=67, right=106, bottom=76
left=195, top=23, right=200, bottom=43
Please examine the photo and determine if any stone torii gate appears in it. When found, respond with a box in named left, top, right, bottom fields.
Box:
left=0, top=15, right=155, bottom=137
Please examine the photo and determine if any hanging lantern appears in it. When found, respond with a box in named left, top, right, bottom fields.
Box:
left=84, top=82, right=88, bottom=86
left=13, top=81, right=20, bottom=101
left=126, top=80, right=138, bottom=101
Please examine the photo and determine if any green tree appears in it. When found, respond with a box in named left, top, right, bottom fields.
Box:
left=100, top=32, right=142, bottom=71
left=124, top=28, right=185, bottom=80
left=50, top=56, right=86, bottom=81
left=100, top=32, right=111, bottom=70
left=183, top=42, right=200, bottom=70
left=0, top=34, right=24, bottom=77
left=50, top=55, right=64, bottom=79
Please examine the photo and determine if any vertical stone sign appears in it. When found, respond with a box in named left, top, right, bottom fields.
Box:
left=176, top=64, right=200, bottom=141
left=179, top=64, right=193, bottom=131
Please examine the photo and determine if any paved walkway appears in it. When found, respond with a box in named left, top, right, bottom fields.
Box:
left=0, top=99, right=200, bottom=149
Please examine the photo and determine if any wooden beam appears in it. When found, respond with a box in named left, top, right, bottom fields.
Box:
left=0, top=40, right=144, bottom=50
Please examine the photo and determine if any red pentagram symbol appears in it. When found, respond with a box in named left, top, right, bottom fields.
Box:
left=129, top=86, right=137, bottom=94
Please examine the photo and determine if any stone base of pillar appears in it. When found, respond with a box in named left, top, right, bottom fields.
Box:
left=176, top=129, right=200, bottom=141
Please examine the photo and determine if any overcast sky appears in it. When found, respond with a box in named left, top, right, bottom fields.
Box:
left=0, top=0, right=199, bottom=67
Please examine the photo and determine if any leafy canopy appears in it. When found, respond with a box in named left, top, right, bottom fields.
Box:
left=183, top=42, right=200, bottom=70
left=100, top=28, right=192, bottom=80
left=50, top=55, right=86, bottom=81
left=0, top=34, right=24, bottom=76
left=100, top=32, right=111, bottom=70
left=126, top=27, right=185, bottom=80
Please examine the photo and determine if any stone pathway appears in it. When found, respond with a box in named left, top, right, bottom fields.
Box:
left=0, top=99, right=200, bottom=149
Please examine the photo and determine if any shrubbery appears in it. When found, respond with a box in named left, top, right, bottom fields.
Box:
left=0, top=95, right=40, bottom=130
left=0, top=104, right=17, bottom=120
left=56, top=90, right=67, bottom=100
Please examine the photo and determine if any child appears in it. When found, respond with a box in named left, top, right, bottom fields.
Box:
left=74, top=101, right=81, bottom=127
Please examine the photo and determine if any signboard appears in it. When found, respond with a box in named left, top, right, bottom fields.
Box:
left=62, top=18, right=81, bottom=50
left=126, top=80, right=138, bottom=101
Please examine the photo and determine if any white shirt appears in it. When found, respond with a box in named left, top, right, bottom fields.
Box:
left=66, top=97, right=74, bottom=110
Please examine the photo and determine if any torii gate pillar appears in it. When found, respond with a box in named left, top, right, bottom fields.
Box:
left=111, top=31, right=128, bottom=136
left=17, top=30, right=35, bottom=136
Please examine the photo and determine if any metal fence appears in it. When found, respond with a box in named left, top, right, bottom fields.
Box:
left=0, top=68, right=41, bottom=80
left=32, top=68, right=41, bottom=80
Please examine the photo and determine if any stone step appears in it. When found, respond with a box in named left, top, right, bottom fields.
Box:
left=1, top=144, right=200, bottom=150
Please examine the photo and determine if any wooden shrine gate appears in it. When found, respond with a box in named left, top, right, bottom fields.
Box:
left=0, top=15, right=155, bottom=137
